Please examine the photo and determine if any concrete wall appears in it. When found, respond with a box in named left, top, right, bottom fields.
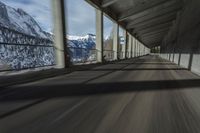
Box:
left=160, top=0, right=200, bottom=75
left=161, top=0, right=200, bottom=53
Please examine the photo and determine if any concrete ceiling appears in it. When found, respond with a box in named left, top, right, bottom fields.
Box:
left=86, top=0, right=183, bottom=48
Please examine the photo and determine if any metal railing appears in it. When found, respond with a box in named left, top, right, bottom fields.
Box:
left=0, top=25, right=55, bottom=71
left=68, top=47, right=97, bottom=64
left=0, top=43, right=55, bottom=71
left=118, top=51, right=125, bottom=59
left=103, top=50, right=115, bottom=61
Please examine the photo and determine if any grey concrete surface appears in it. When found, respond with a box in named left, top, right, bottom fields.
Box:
left=1, top=55, right=200, bottom=133
left=161, top=0, right=200, bottom=53
left=159, top=53, right=200, bottom=76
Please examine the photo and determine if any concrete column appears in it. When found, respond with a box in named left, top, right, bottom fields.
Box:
left=113, top=23, right=119, bottom=60
left=52, top=0, right=68, bottom=68
left=96, top=9, right=103, bottom=62
left=128, top=33, right=132, bottom=58
left=125, top=31, right=129, bottom=59
left=124, top=30, right=127, bottom=59
left=138, top=42, right=141, bottom=56
left=136, top=40, right=139, bottom=57
left=135, top=39, right=137, bottom=57
left=132, top=37, right=136, bottom=58
left=130, top=36, right=133, bottom=58
left=121, top=30, right=126, bottom=59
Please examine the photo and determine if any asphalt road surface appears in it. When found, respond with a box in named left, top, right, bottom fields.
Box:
left=1, top=55, right=200, bottom=133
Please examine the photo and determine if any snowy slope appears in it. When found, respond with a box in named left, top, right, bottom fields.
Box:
left=67, top=34, right=96, bottom=49
left=0, top=1, right=50, bottom=39
left=0, top=1, right=98, bottom=69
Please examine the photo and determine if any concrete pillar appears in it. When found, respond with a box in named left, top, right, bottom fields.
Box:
left=135, top=39, right=137, bottom=57
left=113, top=23, right=119, bottom=60
left=125, top=31, right=130, bottom=59
left=121, top=30, right=126, bottom=59
left=130, top=36, right=133, bottom=58
left=136, top=40, right=139, bottom=57
left=131, top=36, right=133, bottom=58
left=52, top=0, right=68, bottom=68
left=138, top=42, right=141, bottom=56
left=125, top=32, right=128, bottom=59
left=139, top=42, right=141, bottom=56
left=128, top=33, right=132, bottom=58
left=132, top=37, right=135, bottom=58
left=96, top=9, right=103, bottom=62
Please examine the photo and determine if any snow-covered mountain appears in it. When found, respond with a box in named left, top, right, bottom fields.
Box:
left=0, top=1, right=55, bottom=70
left=66, top=34, right=96, bottom=63
left=0, top=1, right=51, bottom=39
left=67, top=34, right=96, bottom=49
left=0, top=1, right=98, bottom=69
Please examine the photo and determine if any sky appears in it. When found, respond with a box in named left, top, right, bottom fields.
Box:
left=0, top=0, right=114, bottom=36
left=1, top=0, right=53, bottom=33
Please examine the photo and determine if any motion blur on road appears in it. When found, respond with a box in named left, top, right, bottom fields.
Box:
left=1, top=55, right=200, bottom=133
left=1, top=0, right=200, bottom=132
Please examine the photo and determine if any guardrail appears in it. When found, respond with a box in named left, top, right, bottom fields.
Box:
left=0, top=43, right=55, bottom=71
left=103, top=50, right=115, bottom=61
left=68, top=47, right=97, bottom=64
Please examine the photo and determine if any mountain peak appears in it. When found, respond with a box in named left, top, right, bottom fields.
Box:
left=0, top=1, right=5, bottom=6
left=0, top=1, right=50, bottom=39
left=17, top=8, right=28, bottom=16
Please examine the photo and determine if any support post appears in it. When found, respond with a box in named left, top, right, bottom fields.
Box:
left=135, top=39, right=137, bottom=57
left=52, top=0, right=68, bottom=68
left=130, top=35, right=133, bottom=58
left=113, top=23, right=119, bottom=60
left=136, top=40, right=139, bottom=57
left=132, top=37, right=135, bottom=58
left=128, top=33, right=132, bottom=58
left=125, top=31, right=128, bottom=59
left=121, top=30, right=126, bottom=59
left=96, top=9, right=103, bottom=62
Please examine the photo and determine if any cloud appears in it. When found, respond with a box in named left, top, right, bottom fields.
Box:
left=65, top=0, right=96, bottom=36
left=66, top=0, right=114, bottom=37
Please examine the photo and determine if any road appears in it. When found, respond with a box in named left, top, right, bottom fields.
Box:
left=1, top=55, right=200, bottom=133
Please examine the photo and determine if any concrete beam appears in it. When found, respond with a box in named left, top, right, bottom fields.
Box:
left=150, top=41, right=162, bottom=45
left=102, top=0, right=118, bottom=8
left=142, top=33, right=166, bottom=40
left=142, top=34, right=165, bottom=40
left=136, top=22, right=172, bottom=34
left=143, top=39, right=163, bottom=45
left=143, top=36, right=163, bottom=42
left=127, top=5, right=181, bottom=28
left=139, top=27, right=169, bottom=36
left=133, top=21, right=173, bottom=33
left=96, top=9, right=103, bottom=62
left=118, top=0, right=176, bottom=21
left=52, top=0, right=68, bottom=68
left=127, top=11, right=176, bottom=29
left=143, top=38, right=163, bottom=43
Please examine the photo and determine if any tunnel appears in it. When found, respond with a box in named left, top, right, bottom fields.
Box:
left=1, top=0, right=200, bottom=133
